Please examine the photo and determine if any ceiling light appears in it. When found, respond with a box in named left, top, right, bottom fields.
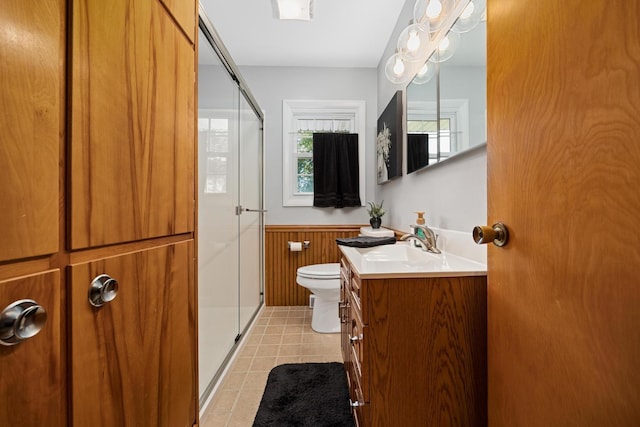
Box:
left=397, top=23, right=430, bottom=62
left=426, top=0, right=443, bottom=19
left=451, top=0, right=486, bottom=33
left=412, top=59, right=437, bottom=85
left=414, top=0, right=454, bottom=33
left=273, top=0, right=313, bottom=21
left=432, top=32, right=460, bottom=62
left=384, top=52, right=411, bottom=84
left=460, top=1, right=475, bottom=19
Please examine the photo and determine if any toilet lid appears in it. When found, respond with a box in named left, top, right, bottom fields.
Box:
left=296, top=263, right=340, bottom=279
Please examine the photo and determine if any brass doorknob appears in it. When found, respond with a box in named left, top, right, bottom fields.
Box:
left=473, top=222, right=509, bottom=247
left=0, top=299, right=47, bottom=346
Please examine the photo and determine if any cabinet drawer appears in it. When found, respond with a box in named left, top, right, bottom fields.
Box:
left=340, top=263, right=349, bottom=318
left=350, top=275, right=361, bottom=303
left=350, top=273, right=367, bottom=324
left=340, top=284, right=351, bottom=363
left=340, top=257, right=350, bottom=279
left=349, top=297, right=368, bottom=401
left=347, top=352, right=368, bottom=426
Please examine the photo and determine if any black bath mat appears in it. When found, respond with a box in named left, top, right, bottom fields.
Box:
left=253, top=362, right=355, bottom=427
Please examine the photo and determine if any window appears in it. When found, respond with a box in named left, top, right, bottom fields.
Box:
left=407, top=106, right=439, bottom=165
left=282, top=100, right=366, bottom=206
left=407, top=99, right=468, bottom=163
left=440, top=98, right=469, bottom=159
left=198, top=111, right=236, bottom=194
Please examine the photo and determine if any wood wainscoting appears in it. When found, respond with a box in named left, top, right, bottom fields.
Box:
left=265, top=225, right=363, bottom=306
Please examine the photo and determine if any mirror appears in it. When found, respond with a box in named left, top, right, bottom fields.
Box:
left=406, top=54, right=438, bottom=173
left=406, top=19, right=486, bottom=172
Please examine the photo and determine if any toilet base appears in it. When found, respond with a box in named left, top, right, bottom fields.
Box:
left=310, top=296, right=340, bottom=334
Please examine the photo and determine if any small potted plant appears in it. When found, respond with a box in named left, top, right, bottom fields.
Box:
left=367, top=200, right=385, bottom=229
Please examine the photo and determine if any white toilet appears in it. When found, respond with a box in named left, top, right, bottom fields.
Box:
left=296, top=263, right=341, bottom=333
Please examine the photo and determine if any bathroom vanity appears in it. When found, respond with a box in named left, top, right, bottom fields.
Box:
left=339, top=243, right=488, bottom=426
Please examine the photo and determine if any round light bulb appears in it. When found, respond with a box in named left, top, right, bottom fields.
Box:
left=460, top=1, right=475, bottom=19
left=406, top=30, right=421, bottom=51
left=393, top=57, right=405, bottom=76
left=417, top=63, right=430, bottom=78
left=438, top=36, right=450, bottom=52
left=426, top=0, right=443, bottom=19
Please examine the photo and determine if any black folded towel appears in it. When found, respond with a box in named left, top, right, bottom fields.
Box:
left=336, top=236, right=397, bottom=248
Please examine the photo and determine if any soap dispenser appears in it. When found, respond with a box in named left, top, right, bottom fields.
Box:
left=411, top=211, right=427, bottom=247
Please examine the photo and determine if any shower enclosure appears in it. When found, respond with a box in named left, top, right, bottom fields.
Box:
left=197, top=10, right=264, bottom=405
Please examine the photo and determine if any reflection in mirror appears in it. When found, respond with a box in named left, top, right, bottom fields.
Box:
left=439, top=20, right=486, bottom=158
left=406, top=56, right=438, bottom=173
left=405, top=19, right=486, bottom=171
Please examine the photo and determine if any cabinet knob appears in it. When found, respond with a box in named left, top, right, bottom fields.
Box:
left=88, top=274, right=119, bottom=307
left=473, top=222, right=509, bottom=247
left=0, top=299, right=47, bottom=346
left=349, top=334, right=362, bottom=343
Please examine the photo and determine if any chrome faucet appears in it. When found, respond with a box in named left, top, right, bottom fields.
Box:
left=399, top=224, right=441, bottom=254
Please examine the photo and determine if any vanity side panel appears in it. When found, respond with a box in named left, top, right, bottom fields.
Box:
left=366, top=276, right=487, bottom=426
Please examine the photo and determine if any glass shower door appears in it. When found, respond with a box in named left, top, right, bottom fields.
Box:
left=197, top=27, right=240, bottom=398
left=238, top=93, right=263, bottom=332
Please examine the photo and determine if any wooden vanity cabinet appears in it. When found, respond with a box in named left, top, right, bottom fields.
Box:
left=340, top=256, right=488, bottom=426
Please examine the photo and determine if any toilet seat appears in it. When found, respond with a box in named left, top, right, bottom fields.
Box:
left=296, top=263, right=340, bottom=280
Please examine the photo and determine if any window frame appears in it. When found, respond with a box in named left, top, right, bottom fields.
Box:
left=198, top=109, right=238, bottom=196
left=282, top=99, right=366, bottom=207
left=407, top=98, right=469, bottom=163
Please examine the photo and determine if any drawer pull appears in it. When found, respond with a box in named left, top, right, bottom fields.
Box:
left=88, top=274, right=119, bottom=307
left=0, top=299, right=47, bottom=346
left=350, top=399, right=365, bottom=408
left=339, top=301, right=349, bottom=323
left=349, top=334, right=362, bottom=343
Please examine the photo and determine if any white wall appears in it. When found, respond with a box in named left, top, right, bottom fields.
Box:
left=236, top=0, right=488, bottom=234
left=238, top=66, right=377, bottom=225
left=376, top=0, right=487, bottom=234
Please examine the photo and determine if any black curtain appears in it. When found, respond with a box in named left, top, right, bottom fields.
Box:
left=312, top=133, right=361, bottom=208
left=407, top=133, right=429, bottom=173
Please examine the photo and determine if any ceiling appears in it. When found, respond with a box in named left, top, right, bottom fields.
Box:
left=199, top=0, right=408, bottom=68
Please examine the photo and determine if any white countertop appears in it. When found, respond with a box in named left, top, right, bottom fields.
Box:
left=339, top=241, right=487, bottom=279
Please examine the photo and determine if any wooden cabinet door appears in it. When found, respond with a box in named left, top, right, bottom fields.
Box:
left=487, top=0, right=640, bottom=424
left=69, top=0, right=195, bottom=249
left=69, top=241, right=196, bottom=427
left=0, top=270, right=64, bottom=426
left=158, top=0, right=196, bottom=42
left=0, top=1, right=62, bottom=262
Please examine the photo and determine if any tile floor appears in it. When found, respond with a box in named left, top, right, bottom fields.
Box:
left=199, top=306, right=342, bottom=427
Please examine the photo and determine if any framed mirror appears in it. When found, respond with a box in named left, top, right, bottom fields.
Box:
left=438, top=20, right=486, bottom=159
left=406, top=54, right=438, bottom=173
left=405, top=17, right=486, bottom=172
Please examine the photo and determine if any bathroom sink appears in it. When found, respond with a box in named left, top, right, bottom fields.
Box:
left=339, top=242, right=487, bottom=279
left=358, top=244, right=436, bottom=263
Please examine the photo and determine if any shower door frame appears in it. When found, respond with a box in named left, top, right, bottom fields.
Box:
left=197, top=6, right=265, bottom=408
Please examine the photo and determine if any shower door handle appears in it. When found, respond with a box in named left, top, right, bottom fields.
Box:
left=236, top=205, right=268, bottom=214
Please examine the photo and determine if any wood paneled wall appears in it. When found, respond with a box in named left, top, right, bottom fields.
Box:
left=265, top=225, right=362, bottom=306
